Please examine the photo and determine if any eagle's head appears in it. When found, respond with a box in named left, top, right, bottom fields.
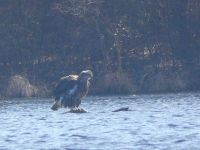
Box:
left=79, top=70, right=93, bottom=82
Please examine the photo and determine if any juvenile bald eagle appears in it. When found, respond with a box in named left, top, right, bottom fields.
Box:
left=51, top=70, right=93, bottom=111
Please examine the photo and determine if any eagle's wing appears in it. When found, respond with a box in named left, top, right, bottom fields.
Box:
left=53, top=75, right=78, bottom=101
left=51, top=75, right=79, bottom=110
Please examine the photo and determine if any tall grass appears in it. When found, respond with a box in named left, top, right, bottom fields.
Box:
left=5, top=75, right=37, bottom=98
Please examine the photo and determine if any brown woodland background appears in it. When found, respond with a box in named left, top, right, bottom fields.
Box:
left=0, top=0, right=200, bottom=97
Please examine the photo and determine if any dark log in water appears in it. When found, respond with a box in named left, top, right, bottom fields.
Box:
left=112, top=107, right=130, bottom=112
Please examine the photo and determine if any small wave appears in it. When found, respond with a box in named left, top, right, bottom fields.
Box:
left=168, top=124, right=178, bottom=128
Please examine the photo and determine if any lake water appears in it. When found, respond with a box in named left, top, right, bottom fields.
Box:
left=0, top=93, right=200, bottom=150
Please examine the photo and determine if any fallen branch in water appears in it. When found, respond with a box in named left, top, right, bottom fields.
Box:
left=112, top=107, right=130, bottom=112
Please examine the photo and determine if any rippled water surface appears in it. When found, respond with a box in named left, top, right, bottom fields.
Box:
left=1, top=93, right=200, bottom=150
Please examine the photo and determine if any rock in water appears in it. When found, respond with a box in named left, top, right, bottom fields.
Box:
left=69, top=107, right=87, bottom=113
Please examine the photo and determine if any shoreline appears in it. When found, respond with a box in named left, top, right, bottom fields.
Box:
left=1, top=90, right=200, bottom=100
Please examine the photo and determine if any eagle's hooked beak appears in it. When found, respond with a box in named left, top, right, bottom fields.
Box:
left=87, top=72, right=93, bottom=81
left=86, top=76, right=92, bottom=82
left=89, top=74, right=93, bottom=81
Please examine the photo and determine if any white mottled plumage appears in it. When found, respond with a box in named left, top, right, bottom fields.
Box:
left=68, top=85, right=78, bottom=95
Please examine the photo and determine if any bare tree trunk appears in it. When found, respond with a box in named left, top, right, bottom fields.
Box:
left=93, top=17, right=111, bottom=72
left=115, top=36, right=123, bottom=73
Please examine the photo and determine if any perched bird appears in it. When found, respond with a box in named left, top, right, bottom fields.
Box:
left=51, top=70, right=93, bottom=111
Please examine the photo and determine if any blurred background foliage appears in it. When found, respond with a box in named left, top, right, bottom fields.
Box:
left=0, top=0, right=200, bottom=96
